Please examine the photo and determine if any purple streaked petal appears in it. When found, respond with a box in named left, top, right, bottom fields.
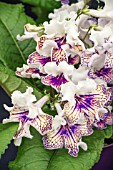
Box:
left=41, top=73, right=68, bottom=91
left=88, top=67, right=113, bottom=83
left=55, top=36, right=66, bottom=47
left=28, top=51, right=50, bottom=66
left=43, top=124, right=81, bottom=157
left=16, top=67, right=44, bottom=78
left=68, top=55, right=80, bottom=65
left=105, top=52, right=113, bottom=68
left=30, top=113, right=53, bottom=135
left=64, top=85, right=110, bottom=125
left=43, top=123, right=91, bottom=157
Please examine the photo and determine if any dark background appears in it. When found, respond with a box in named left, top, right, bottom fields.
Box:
left=0, top=0, right=113, bottom=169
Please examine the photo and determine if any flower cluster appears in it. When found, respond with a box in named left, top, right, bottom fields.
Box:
left=3, top=0, right=113, bottom=157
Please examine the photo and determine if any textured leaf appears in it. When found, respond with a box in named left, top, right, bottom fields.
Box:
left=21, top=0, right=60, bottom=11
left=0, top=123, right=18, bottom=159
left=0, top=2, right=36, bottom=71
left=32, top=6, right=50, bottom=24
left=9, top=127, right=105, bottom=170
left=21, top=0, right=60, bottom=24
left=0, top=64, right=42, bottom=99
left=104, top=125, right=113, bottom=139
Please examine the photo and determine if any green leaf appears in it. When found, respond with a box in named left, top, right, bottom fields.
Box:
left=0, top=2, right=36, bottom=71
left=20, top=0, right=61, bottom=24
left=21, top=0, right=60, bottom=11
left=0, top=123, right=18, bottom=158
left=104, top=125, right=113, bottom=139
left=9, top=127, right=105, bottom=170
left=0, top=64, right=42, bottom=99
left=32, top=6, right=50, bottom=25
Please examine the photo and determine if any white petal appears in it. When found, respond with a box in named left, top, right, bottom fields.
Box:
left=11, top=87, right=36, bottom=108
left=44, top=62, right=59, bottom=76
left=78, top=141, right=88, bottom=151
left=3, top=104, right=14, bottom=112
left=88, top=53, right=105, bottom=70
left=76, top=78, right=97, bottom=95
left=28, top=103, right=39, bottom=118
left=17, top=31, right=38, bottom=42
left=52, top=115, right=66, bottom=131
left=14, top=138, right=22, bottom=146
left=58, top=61, right=74, bottom=76
left=61, top=82, right=77, bottom=103
left=37, top=39, right=58, bottom=56
left=71, top=66, right=89, bottom=84
left=35, top=95, right=49, bottom=108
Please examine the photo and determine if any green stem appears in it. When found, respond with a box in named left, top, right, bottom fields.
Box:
left=50, top=87, right=55, bottom=101
left=75, top=0, right=90, bottom=21
left=82, top=26, right=92, bottom=42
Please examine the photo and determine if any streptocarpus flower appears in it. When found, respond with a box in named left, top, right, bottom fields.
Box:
left=43, top=103, right=93, bottom=157
left=3, top=87, right=52, bottom=146
left=16, top=35, right=82, bottom=91
left=80, top=25, right=113, bottom=84
left=61, top=82, right=111, bottom=125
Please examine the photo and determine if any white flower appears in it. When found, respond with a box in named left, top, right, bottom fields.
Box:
left=3, top=88, right=53, bottom=146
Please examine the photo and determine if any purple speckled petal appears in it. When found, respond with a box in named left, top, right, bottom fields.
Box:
left=80, top=51, right=94, bottom=66
left=28, top=51, right=50, bottom=66
left=64, top=85, right=110, bottom=125
left=30, top=113, right=53, bottom=135
left=88, top=67, right=113, bottom=83
left=43, top=128, right=64, bottom=150
left=52, top=48, right=67, bottom=65
left=41, top=73, right=68, bottom=91
left=105, top=52, right=113, bottom=68
left=38, top=36, right=48, bottom=49
left=43, top=124, right=81, bottom=157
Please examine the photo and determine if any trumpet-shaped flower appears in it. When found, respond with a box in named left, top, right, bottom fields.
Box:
left=3, top=87, right=53, bottom=146
left=61, top=83, right=111, bottom=125
left=43, top=103, right=93, bottom=157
